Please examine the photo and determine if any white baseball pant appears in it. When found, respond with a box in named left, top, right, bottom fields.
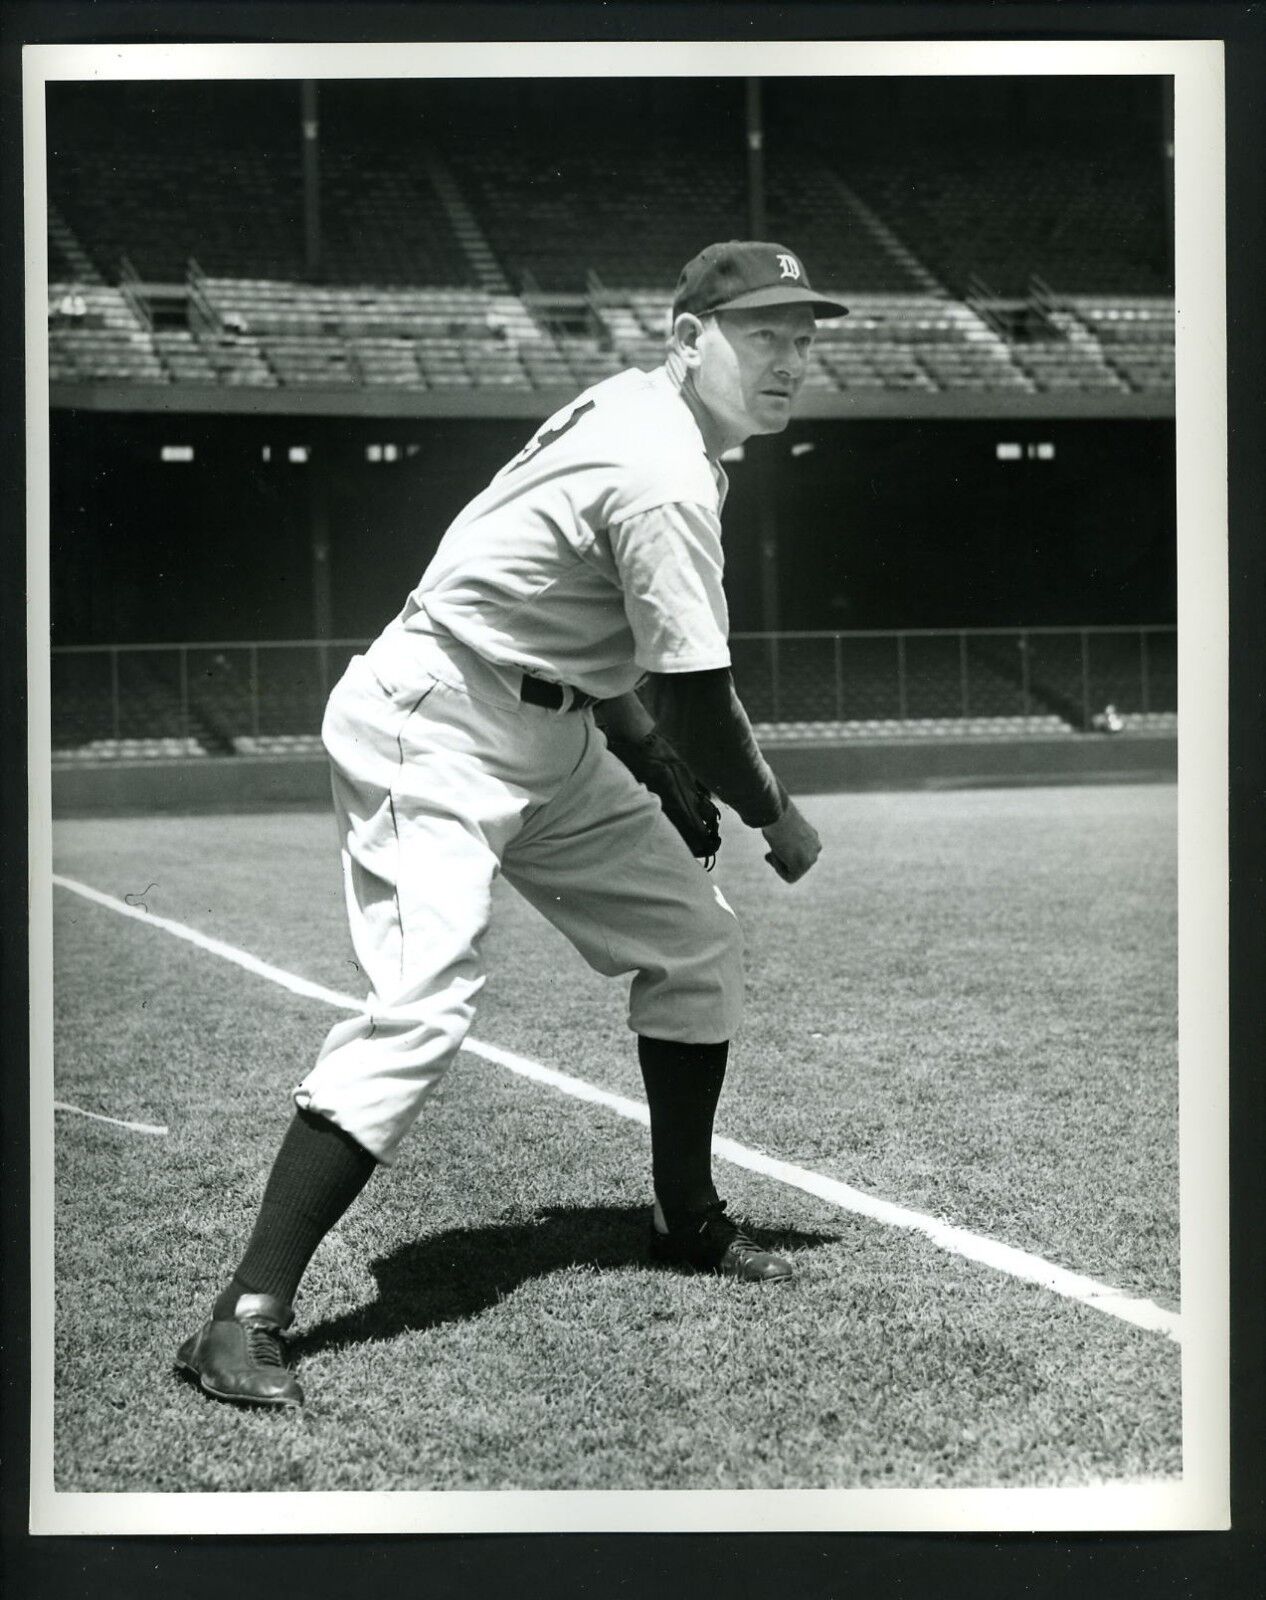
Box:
left=294, top=633, right=744, bottom=1162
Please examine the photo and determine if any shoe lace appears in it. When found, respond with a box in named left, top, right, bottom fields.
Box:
left=243, top=1321, right=286, bottom=1369
left=696, top=1198, right=758, bottom=1253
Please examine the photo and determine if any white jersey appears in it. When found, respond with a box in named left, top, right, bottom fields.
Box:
left=378, top=366, right=733, bottom=701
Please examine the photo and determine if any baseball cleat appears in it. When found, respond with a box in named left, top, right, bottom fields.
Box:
left=175, top=1292, right=304, bottom=1408
left=650, top=1199, right=794, bottom=1283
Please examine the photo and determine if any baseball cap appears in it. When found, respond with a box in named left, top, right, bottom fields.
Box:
left=672, top=240, right=849, bottom=321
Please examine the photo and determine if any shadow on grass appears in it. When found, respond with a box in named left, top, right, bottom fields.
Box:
left=294, top=1204, right=842, bottom=1359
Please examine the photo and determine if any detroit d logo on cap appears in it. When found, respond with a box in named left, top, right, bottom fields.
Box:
left=776, top=253, right=801, bottom=280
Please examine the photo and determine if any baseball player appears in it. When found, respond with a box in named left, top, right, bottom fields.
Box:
left=177, top=241, right=845, bottom=1408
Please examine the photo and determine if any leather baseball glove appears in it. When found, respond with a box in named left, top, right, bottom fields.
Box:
left=605, top=730, right=721, bottom=867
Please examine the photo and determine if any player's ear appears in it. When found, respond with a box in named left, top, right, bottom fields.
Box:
left=671, top=313, right=706, bottom=368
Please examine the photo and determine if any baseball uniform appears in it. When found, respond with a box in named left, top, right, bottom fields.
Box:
left=295, top=367, right=747, bottom=1162
left=176, top=242, right=847, bottom=1409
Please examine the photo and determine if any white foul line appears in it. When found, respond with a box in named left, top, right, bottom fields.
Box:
left=53, top=1101, right=169, bottom=1137
left=53, top=874, right=363, bottom=1011
left=52, top=872, right=1182, bottom=1343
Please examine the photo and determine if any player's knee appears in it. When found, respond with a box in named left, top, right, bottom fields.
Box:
left=713, top=912, right=746, bottom=1032
left=630, top=891, right=745, bottom=1039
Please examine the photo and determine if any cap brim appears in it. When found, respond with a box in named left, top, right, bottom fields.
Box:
left=708, top=284, right=850, bottom=319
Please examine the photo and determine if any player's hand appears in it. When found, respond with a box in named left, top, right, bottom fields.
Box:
left=761, top=800, right=821, bottom=883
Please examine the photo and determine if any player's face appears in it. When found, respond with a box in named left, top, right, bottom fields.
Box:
left=692, top=304, right=817, bottom=448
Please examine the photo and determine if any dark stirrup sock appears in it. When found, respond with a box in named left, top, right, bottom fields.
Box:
left=637, top=1035, right=729, bottom=1231
left=212, top=1108, right=379, bottom=1319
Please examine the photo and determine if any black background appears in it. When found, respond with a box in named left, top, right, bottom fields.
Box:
left=47, top=413, right=1178, bottom=641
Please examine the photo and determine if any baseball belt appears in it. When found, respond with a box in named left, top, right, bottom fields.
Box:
left=519, top=674, right=598, bottom=713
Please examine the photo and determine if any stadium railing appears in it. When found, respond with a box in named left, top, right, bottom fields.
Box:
left=49, top=626, right=1177, bottom=761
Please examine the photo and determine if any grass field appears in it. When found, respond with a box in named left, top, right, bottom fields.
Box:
left=48, top=783, right=1180, bottom=1494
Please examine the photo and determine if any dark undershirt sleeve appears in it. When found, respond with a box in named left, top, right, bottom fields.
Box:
left=639, top=668, right=789, bottom=829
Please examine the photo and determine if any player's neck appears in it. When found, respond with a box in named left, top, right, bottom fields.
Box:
left=663, top=362, right=745, bottom=461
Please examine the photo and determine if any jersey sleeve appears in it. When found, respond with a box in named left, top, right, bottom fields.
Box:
left=606, top=502, right=732, bottom=675
left=641, top=668, right=789, bottom=829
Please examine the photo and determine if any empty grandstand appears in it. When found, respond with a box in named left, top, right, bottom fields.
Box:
left=46, top=77, right=1175, bottom=405
left=44, top=74, right=1177, bottom=779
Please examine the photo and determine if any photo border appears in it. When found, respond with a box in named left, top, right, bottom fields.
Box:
left=4, top=6, right=1254, bottom=1593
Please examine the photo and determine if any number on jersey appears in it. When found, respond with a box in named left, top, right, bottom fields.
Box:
left=505, top=399, right=596, bottom=474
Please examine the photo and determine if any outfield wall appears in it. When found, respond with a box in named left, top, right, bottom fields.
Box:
left=50, top=734, right=1177, bottom=817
